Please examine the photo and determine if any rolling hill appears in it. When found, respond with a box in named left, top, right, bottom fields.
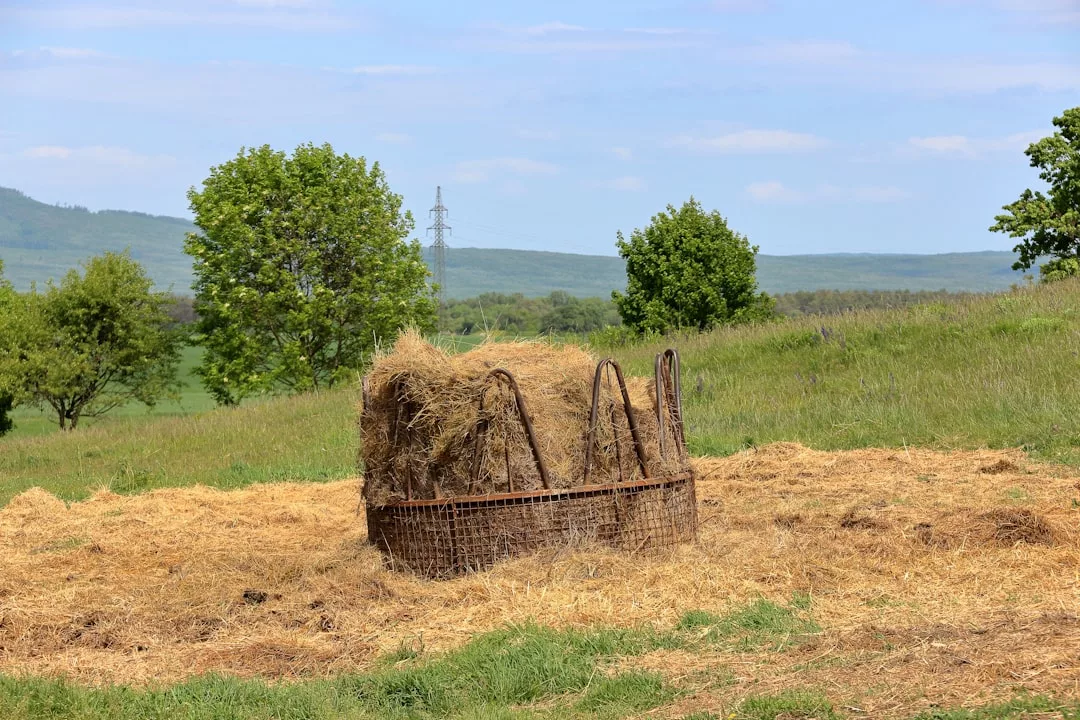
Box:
left=1, top=186, right=1025, bottom=296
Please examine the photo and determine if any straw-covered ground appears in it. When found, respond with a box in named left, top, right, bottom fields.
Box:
left=2, top=444, right=1079, bottom=717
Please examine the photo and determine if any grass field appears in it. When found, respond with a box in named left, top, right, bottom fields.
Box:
left=612, top=277, right=1080, bottom=464
left=2, top=280, right=1079, bottom=719
left=3, top=278, right=1079, bottom=505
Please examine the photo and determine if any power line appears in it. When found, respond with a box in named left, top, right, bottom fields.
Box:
left=426, top=186, right=451, bottom=305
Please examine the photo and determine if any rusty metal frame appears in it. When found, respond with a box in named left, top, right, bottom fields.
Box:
left=392, top=471, right=693, bottom=507
left=583, top=358, right=650, bottom=484
left=468, top=368, right=551, bottom=494
left=654, top=349, right=685, bottom=458
left=363, top=347, right=697, bottom=579
left=367, top=471, right=697, bottom=579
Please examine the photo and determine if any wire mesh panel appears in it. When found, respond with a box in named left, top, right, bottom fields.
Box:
left=366, top=472, right=697, bottom=579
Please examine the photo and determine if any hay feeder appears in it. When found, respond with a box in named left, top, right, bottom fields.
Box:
left=363, top=349, right=697, bottom=579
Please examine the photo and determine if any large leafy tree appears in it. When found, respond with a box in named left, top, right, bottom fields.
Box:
left=991, top=106, right=1080, bottom=281
left=186, top=143, right=436, bottom=405
left=613, top=197, right=774, bottom=333
left=14, top=252, right=181, bottom=430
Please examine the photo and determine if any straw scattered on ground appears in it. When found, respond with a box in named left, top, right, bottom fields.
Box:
left=2, top=443, right=1079, bottom=717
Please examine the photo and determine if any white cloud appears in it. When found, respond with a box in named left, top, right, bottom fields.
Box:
left=860, top=186, right=909, bottom=202
left=5, top=3, right=363, bottom=31
left=516, top=129, right=560, bottom=141
left=10, top=47, right=108, bottom=60
left=746, top=181, right=802, bottom=202
left=375, top=132, right=410, bottom=144
left=935, top=0, right=1080, bottom=26
left=824, top=185, right=910, bottom=203
left=907, top=129, right=1047, bottom=157
left=23, top=145, right=73, bottom=159
left=670, top=129, right=827, bottom=154
left=998, top=0, right=1080, bottom=24
left=913, top=60, right=1080, bottom=93
left=611, top=146, right=633, bottom=160
left=991, top=130, right=1048, bottom=150
left=21, top=144, right=175, bottom=168
left=44, top=46, right=105, bottom=59
left=623, top=27, right=693, bottom=35
left=748, top=41, right=860, bottom=64
left=709, top=0, right=773, bottom=11
left=233, top=0, right=317, bottom=7
left=747, top=181, right=908, bottom=204
left=350, top=65, right=438, bottom=75
left=909, top=134, right=975, bottom=155
left=476, top=23, right=698, bottom=53
left=524, top=21, right=586, bottom=36
left=601, top=176, right=646, bottom=191
left=453, top=157, right=559, bottom=183
left=1, top=54, right=473, bottom=126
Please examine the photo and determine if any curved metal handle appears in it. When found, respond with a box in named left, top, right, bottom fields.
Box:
left=583, top=358, right=650, bottom=483
left=654, top=349, right=685, bottom=458
left=469, top=368, right=551, bottom=493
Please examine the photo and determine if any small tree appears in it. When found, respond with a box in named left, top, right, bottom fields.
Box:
left=613, top=197, right=774, bottom=333
left=17, top=252, right=181, bottom=430
left=991, top=106, right=1080, bottom=280
left=186, top=143, right=437, bottom=405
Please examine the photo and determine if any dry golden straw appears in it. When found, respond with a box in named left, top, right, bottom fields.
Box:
left=360, top=331, right=685, bottom=504
left=1, top=444, right=1078, bottom=718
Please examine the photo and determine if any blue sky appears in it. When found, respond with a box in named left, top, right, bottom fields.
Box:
left=1, top=0, right=1077, bottom=256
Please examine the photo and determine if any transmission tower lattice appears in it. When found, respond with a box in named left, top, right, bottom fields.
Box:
left=427, top=186, right=450, bottom=304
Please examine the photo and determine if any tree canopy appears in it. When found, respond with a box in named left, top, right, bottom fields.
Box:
left=9, top=252, right=181, bottom=430
left=991, top=106, right=1080, bottom=281
left=613, top=198, right=774, bottom=333
left=185, top=143, right=437, bottom=405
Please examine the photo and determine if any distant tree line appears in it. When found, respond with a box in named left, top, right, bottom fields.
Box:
left=771, top=289, right=980, bottom=317
left=439, top=291, right=621, bottom=334
left=165, top=288, right=990, bottom=339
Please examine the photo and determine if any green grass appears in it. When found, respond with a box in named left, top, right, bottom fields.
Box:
left=0, top=607, right=739, bottom=720
left=610, top=278, right=1080, bottom=465
left=5, top=279, right=1080, bottom=505
left=0, top=384, right=357, bottom=506
left=0, top=600, right=815, bottom=720
left=675, top=597, right=819, bottom=651
left=2, top=607, right=1077, bottom=719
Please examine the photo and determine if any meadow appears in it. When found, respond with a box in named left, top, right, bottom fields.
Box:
left=2, top=278, right=1078, bottom=505
left=3, top=279, right=1080, bottom=719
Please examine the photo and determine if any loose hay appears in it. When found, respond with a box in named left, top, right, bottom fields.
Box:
left=1, top=443, right=1079, bottom=719
left=360, top=331, right=685, bottom=504
left=978, top=458, right=1021, bottom=475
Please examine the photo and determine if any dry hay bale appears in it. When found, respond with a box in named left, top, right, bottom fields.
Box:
left=2, top=487, right=68, bottom=521
left=360, top=331, right=686, bottom=504
left=838, top=507, right=888, bottom=531
left=978, top=459, right=1020, bottom=475
left=977, top=508, right=1055, bottom=546
left=912, top=508, right=1056, bottom=549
